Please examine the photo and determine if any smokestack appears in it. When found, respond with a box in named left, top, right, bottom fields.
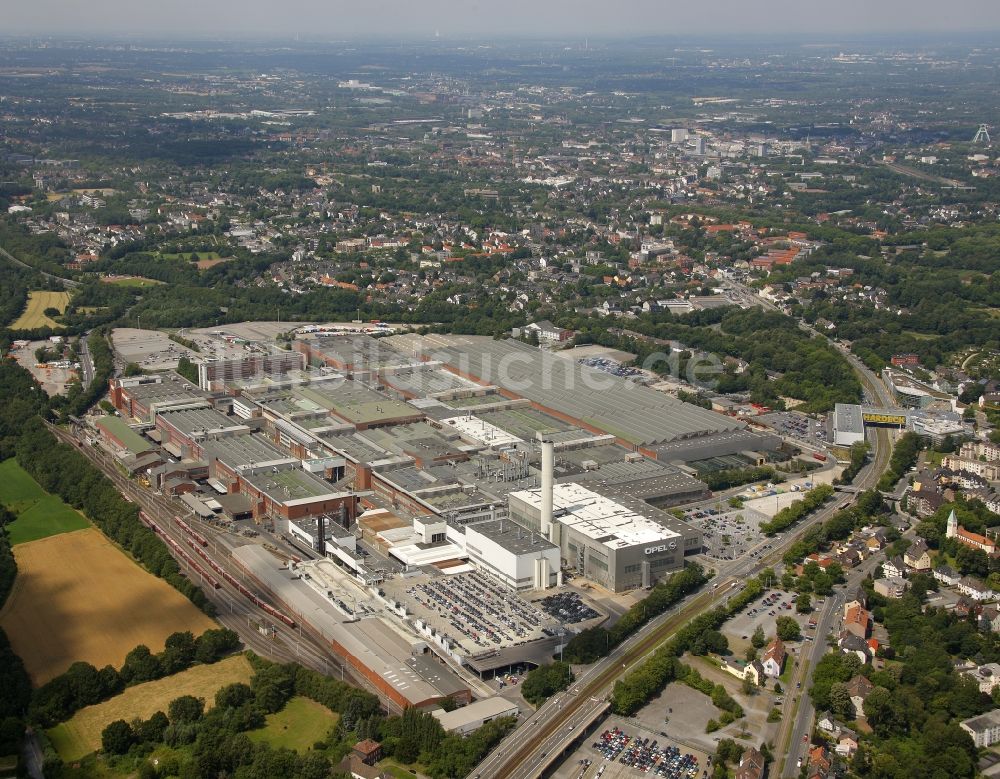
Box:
left=541, top=440, right=554, bottom=539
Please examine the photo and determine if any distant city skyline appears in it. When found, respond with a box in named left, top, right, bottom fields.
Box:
left=4, top=0, right=1000, bottom=39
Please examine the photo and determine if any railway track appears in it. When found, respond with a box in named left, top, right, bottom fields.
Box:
left=476, top=344, right=897, bottom=778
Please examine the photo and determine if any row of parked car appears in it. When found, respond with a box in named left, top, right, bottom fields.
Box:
left=593, top=728, right=702, bottom=778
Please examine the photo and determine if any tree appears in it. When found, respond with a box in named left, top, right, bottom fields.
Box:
left=167, top=695, right=204, bottom=724
left=120, top=645, right=162, bottom=684
left=741, top=676, right=756, bottom=696
left=775, top=617, right=801, bottom=642
left=521, top=662, right=574, bottom=707
left=101, top=719, right=135, bottom=755
left=751, top=625, right=766, bottom=649
left=829, top=682, right=854, bottom=720
left=796, top=593, right=812, bottom=613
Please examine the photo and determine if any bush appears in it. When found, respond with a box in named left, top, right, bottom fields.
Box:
left=101, top=719, right=135, bottom=755
left=521, top=662, right=573, bottom=707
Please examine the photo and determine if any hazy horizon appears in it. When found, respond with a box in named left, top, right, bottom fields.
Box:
left=4, top=0, right=1000, bottom=40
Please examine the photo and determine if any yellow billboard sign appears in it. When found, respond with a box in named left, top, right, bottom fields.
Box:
left=862, top=412, right=907, bottom=426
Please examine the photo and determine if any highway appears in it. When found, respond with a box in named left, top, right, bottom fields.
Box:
left=474, top=289, right=898, bottom=779
left=0, top=243, right=80, bottom=288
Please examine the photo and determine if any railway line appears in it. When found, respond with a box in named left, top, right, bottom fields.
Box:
left=475, top=316, right=897, bottom=778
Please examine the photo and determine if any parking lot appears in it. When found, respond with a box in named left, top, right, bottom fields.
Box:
left=680, top=507, right=767, bottom=561
left=724, top=589, right=814, bottom=654
left=759, top=410, right=828, bottom=444
left=384, top=570, right=554, bottom=654
left=578, top=355, right=644, bottom=379
left=537, top=592, right=601, bottom=624
left=590, top=727, right=701, bottom=779
left=552, top=710, right=712, bottom=779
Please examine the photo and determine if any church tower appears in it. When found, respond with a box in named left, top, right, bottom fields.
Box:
left=946, top=509, right=959, bottom=539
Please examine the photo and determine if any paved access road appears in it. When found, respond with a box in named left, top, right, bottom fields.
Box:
left=475, top=287, right=898, bottom=779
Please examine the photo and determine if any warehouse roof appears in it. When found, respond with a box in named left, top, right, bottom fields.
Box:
left=834, top=404, right=865, bottom=436
left=96, top=416, right=155, bottom=455
left=510, top=482, right=683, bottom=549
left=158, top=407, right=248, bottom=437
left=387, top=334, right=743, bottom=446
left=242, top=466, right=348, bottom=505
left=466, top=518, right=558, bottom=555
left=432, top=697, right=519, bottom=731
left=202, top=433, right=297, bottom=470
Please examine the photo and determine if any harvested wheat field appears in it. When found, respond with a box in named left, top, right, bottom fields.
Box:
left=47, top=654, right=254, bottom=762
left=0, top=527, right=217, bottom=684
left=10, top=290, right=72, bottom=330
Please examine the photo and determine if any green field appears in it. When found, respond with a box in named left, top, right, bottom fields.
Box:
left=156, top=251, right=225, bottom=260
left=47, top=655, right=254, bottom=762
left=247, top=696, right=339, bottom=753
left=0, top=459, right=89, bottom=545
left=104, top=276, right=163, bottom=288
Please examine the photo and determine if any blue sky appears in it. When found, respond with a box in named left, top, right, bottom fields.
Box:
left=5, top=0, right=1000, bottom=38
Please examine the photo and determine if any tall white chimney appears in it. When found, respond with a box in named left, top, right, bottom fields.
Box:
left=541, top=440, right=554, bottom=539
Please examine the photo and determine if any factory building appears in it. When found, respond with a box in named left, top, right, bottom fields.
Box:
left=507, top=442, right=701, bottom=592
left=197, top=351, right=305, bottom=391
left=108, top=374, right=210, bottom=423
left=461, top=519, right=560, bottom=591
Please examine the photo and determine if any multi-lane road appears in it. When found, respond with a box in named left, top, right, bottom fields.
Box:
left=474, top=291, right=899, bottom=779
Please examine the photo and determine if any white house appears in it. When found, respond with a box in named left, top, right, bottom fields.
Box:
left=961, top=710, right=1000, bottom=748
left=958, top=576, right=992, bottom=602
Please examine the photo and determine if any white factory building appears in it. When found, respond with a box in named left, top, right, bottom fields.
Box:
left=505, top=443, right=702, bottom=592
left=461, top=519, right=560, bottom=591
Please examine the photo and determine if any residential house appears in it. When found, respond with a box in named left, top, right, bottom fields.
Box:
left=933, top=564, right=961, bottom=587
left=864, top=529, right=888, bottom=552
left=903, top=539, right=931, bottom=571
left=836, top=728, right=859, bottom=757
left=962, top=662, right=1000, bottom=694
left=882, top=556, right=906, bottom=579
left=873, top=576, right=908, bottom=599
left=845, top=675, right=875, bottom=718
left=745, top=659, right=766, bottom=687
left=958, top=576, right=993, bottom=602
left=761, top=638, right=786, bottom=678
left=981, top=605, right=1000, bottom=634
left=335, top=757, right=387, bottom=779
left=843, top=605, right=871, bottom=639
left=734, top=746, right=766, bottom=779
left=955, top=596, right=980, bottom=619
left=514, top=320, right=575, bottom=343
left=960, top=709, right=1000, bottom=748
left=816, top=712, right=840, bottom=736
left=839, top=631, right=872, bottom=663
left=352, top=740, right=383, bottom=766
left=806, top=745, right=832, bottom=779
left=843, top=587, right=867, bottom=613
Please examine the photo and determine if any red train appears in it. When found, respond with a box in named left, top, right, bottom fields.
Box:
left=141, top=511, right=295, bottom=627
left=174, top=515, right=209, bottom=547
left=141, top=511, right=220, bottom=589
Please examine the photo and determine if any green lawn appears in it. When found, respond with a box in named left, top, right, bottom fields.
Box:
left=156, top=251, right=225, bottom=260
left=378, top=758, right=428, bottom=779
left=106, top=277, right=163, bottom=288
left=0, top=459, right=90, bottom=545
left=247, top=697, right=339, bottom=754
